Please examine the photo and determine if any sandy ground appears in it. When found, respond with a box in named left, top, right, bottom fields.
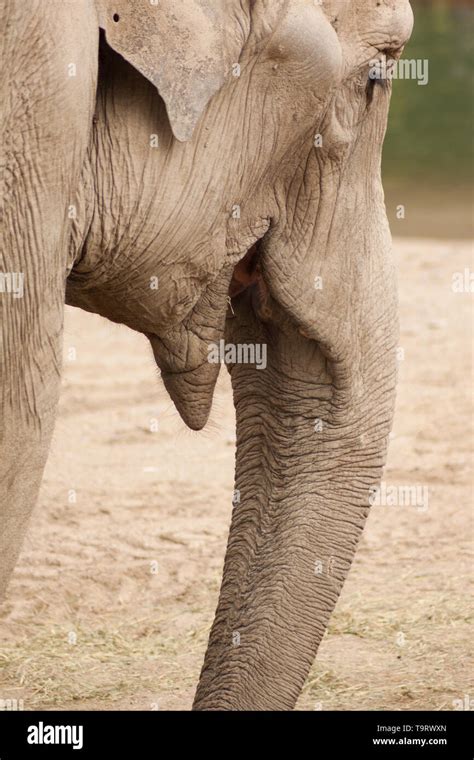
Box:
left=0, top=238, right=472, bottom=711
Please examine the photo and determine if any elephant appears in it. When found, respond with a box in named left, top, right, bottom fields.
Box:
left=1, top=0, right=413, bottom=710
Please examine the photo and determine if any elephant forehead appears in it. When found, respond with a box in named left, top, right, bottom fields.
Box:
left=267, top=0, right=409, bottom=91
left=320, top=0, right=413, bottom=51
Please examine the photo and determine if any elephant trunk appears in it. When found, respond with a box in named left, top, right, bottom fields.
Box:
left=194, top=81, right=398, bottom=709
left=193, top=274, right=397, bottom=710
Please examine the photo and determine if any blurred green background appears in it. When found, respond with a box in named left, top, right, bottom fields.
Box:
left=383, top=0, right=474, bottom=238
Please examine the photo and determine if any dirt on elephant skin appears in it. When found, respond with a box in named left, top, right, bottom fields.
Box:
left=0, top=238, right=472, bottom=711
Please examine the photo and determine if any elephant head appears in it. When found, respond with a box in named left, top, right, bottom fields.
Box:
left=66, top=0, right=413, bottom=708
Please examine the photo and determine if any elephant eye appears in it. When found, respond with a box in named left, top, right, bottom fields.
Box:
left=113, top=13, right=120, bottom=23
left=365, top=75, right=375, bottom=105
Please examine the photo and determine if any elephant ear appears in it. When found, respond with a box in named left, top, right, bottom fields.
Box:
left=96, top=0, right=243, bottom=142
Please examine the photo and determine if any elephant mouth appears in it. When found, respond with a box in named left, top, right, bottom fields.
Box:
left=228, top=242, right=262, bottom=299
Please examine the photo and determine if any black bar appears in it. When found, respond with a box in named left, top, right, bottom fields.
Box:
left=0, top=710, right=471, bottom=757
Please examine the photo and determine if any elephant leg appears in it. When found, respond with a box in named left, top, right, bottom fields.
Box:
left=0, top=0, right=98, bottom=597
left=0, top=300, right=64, bottom=596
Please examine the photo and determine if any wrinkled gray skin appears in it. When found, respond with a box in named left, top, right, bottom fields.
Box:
left=1, top=0, right=413, bottom=709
